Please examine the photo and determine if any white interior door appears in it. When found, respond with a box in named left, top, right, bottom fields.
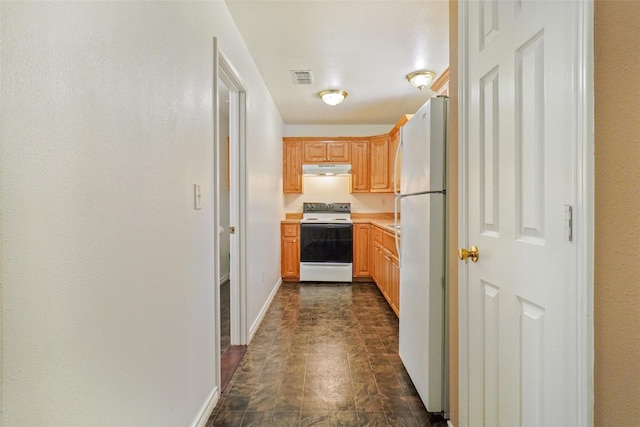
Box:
left=459, top=1, right=592, bottom=426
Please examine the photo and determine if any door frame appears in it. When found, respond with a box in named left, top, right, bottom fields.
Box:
left=213, top=38, right=249, bottom=387
left=456, top=1, right=594, bottom=426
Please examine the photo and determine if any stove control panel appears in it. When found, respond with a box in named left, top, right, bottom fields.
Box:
left=303, top=202, right=351, bottom=214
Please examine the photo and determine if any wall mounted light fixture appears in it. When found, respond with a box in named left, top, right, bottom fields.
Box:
left=406, top=70, right=436, bottom=91
left=319, top=89, right=348, bottom=106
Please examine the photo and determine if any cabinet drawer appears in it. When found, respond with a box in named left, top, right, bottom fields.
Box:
left=383, top=232, right=398, bottom=256
left=282, top=224, right=299, bottom=237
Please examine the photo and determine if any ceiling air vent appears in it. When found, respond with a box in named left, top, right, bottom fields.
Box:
left=291, top=70, right=313, bottom=85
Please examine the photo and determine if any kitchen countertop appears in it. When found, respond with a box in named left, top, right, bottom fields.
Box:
left=363, top=219, right=401, bottom=235
left=282, top=213, right=400, bottom=235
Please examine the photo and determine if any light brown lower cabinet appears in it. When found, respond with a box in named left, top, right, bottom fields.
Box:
left=353, top=223, right=371, bottom=277
left=371, top=225, right=400, bottom=317
left=281, top=223, right=300, bottom=280
left=390, top=254, right=400, bottom=315
left=372, top=242, right=383, bottom=287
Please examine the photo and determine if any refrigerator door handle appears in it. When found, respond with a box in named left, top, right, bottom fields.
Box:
left=394, top=195, right=401, bottom=267
left=398, top=190, right=445, bottom=198
left=393, top=128, right=403, bottom=196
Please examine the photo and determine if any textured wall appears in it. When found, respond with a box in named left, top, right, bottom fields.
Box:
left=0, top=2, right=283, bottom=425
left=594, top=2, right=640, bottom=425
left=284, top=124, right=393, bottom=137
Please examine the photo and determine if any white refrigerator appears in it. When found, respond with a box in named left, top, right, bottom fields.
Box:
left=394, top=96, right=449, bottom=417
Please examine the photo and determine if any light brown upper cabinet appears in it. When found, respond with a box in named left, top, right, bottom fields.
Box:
left=389, top=127, right=401, bottom=192
left=386, top=114, right=412, bottom=193
left=430, top=68, right=450, bottom=97
left=303, top=140, right=350, bottom=163
left=369, top=134, right=392, bottom=192
left=368, top=113, right=409, bottom=193
left=350, top=139, right=370, bottom=192
left=283, top=138, right=303, bottom=193
left=282, top=111, right=422, bottom=194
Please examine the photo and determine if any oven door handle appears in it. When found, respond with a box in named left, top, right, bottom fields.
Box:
left=300, top=223, right=353, bottom=230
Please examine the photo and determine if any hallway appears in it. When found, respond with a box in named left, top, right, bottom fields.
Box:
left=208, top=282, right=447, bottom=426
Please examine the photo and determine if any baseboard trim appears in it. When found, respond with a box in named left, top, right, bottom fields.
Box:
left=447, top=420, right=455, bottom=427
left=191, top=386, right=219, bottom=427
left=248, top=277, right=282, bottom=341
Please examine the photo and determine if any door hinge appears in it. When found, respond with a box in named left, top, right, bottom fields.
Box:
left=564, top=205, right=573, bottom=242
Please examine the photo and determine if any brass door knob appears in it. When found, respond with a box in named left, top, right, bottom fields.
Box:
left=458, top=245, right=479, bottom=262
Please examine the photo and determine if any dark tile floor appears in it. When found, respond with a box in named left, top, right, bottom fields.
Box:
left=208, top=281, right=448, bottom=427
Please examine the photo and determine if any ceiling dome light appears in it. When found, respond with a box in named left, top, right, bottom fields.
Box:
left=319, top=89, right=348, bottom=106
left=406, top=70, right=436, bottom=91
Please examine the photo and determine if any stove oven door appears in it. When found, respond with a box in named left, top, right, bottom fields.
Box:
left=300, top=222, right=353, bottom=263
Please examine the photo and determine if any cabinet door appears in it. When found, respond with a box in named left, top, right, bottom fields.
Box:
left=389, top=129, right=401, bottom=192
left=372, top=242, right=382, bottom=285
left=326, top=141, right=350, bottom=162
left=390, top=255, right=400, bottom=316
left=281, top=238, right=300, bottom=278
left=381, top=251, right=392, bottom=302
left=283, top=139, right=303, bottom=193
left=370, top=134, right=391, bottom=192
left=303, top=142, right=326, bottom=162
left=353, top=223, right=371, bottom=277
left=350, top=139, right=369, bottom=192
left=281, top=224, right=300, bottom=279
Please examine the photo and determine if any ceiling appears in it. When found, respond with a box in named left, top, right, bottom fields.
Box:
left=224, top=0, right=449, bottom=126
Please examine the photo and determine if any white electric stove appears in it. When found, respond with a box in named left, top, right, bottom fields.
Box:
left=299, top=202, right=353, bottom=282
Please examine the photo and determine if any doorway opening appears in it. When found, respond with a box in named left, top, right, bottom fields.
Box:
left=214, top=38, right=248, bottom=391
left=218, top=81, right=232, bottom=357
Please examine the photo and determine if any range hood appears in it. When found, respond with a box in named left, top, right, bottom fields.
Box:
left=302, top=163, right=352, bottom=176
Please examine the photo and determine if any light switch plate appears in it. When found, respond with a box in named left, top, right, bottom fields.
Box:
left=194, top=184, right=202, bottom=210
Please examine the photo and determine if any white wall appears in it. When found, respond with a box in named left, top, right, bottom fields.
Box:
left=284, top=124, right=393, bottom=137
left=245, top=98, right=285, bottom=336
left=0, top=2, right=283, bottom=426
left=283, top=177, right=396, bottom=214
left=282, top=124, right=397, bottom=214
